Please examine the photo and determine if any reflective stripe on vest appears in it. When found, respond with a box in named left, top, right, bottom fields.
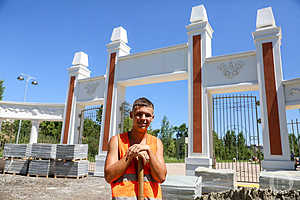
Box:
left=114, top=173, right=157, bottom=183
left=112, top=197, right=161, bottom=200
left=111, top=132, right=162, bottom=200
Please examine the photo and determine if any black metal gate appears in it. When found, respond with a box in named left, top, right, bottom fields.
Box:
left=287, top=119, right=300, bottom=164
left=212, top=94, right=262, bottom=183
left=78, top=106, right=102, bottom=161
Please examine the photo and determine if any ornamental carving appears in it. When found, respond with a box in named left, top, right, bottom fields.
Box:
left=288, top=88, right=300, bottom=96
left=84, top=82, right=99, bottom=96
left=0, top=103, right=64, bottom=120
left=218, top=61, right=244, bottom=79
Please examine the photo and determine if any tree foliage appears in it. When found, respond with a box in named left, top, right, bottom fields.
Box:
left=0, top=80, right=5, bottom=100
left=214, top=130, right=255, bottom=161
left=159, top=116, right=176, bottom=158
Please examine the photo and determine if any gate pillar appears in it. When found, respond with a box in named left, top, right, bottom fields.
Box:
left=185, top=5, right=214, bottom=175
left=61, top=52, right=91, bottom=144
left=29, top=120, right=40, bottom=144
left=253, top=7, right=294, bottom=170
left=95, top=27, right=130, bottom=177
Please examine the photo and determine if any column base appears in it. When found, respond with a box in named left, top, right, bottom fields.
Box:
left=185, top=157, right=213, bottom=176
left=94, top=154, right=106, bottom=177
left=261, top=159, right=295, bottom=171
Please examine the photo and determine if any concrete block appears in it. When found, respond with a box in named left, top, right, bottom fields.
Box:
left=94, top=154, right=105, bottom=177
left=259, top=170, right=300, bottom=191
left=195, top=167, right=236, bottom=193
left=161, top=175, right=202, bottom=200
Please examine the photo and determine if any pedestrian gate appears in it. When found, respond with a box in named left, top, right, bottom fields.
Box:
left=78, top=106, right=102, bottom=161
left=212, top=94, right=262, bottom=183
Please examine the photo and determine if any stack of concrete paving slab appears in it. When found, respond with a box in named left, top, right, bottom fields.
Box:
left=55, top=160, right=88, bottom=177
left=28, top=160, right=55, bottom=176
left=259, top=170, right=300, bottom=190
left=3, top=144, right=31, bottom=158
left=31, top=144, right=56, bottom=159
left=56, top=144, right=88, bottom=160
left=161, top=175, right=202, bottom=200
left=195, top=167, right=236, bottom=193
left=4, top=159, right=29, bottom=175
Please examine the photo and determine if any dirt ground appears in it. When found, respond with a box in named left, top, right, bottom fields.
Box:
left=0, top=174, right=112, bottom=200
left=0, top=163, right=185, bottom=200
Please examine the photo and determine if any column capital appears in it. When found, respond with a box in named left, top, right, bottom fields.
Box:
left=67, top=51, right=91, bottom=79
left=186, top=5, right=213, bottom=38
left=106, top=26, right=131, bottom=56
left=252, top=7, right=281, bottom=43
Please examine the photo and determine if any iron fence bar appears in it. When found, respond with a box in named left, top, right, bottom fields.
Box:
left=239, top=95, right=243, bottom=181
left=254, top=96, right=261, bottom=180
left=212, top=97, right=216, bottom=169
left=244, top=95, right=250, bottom=182
left=228, top=95, right=233, bottom=171
left=297, top=119, right=300, bottom=157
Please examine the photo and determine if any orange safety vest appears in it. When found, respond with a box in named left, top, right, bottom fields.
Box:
left=111, top=132, right=162, bottom=200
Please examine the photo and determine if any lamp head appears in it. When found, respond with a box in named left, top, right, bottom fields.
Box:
left=31, top=80, right=38, bottom=85
left=17, top=75, right=24, bottom=81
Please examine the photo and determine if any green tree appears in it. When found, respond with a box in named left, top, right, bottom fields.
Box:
left=120, top=102, right=132, bottom=132
left=38, top=121, right=62, bottom=143
left=236, top=132, right=251, bottom=160
left=159, top=116, right=176, bottom=158
left=0, top=80, right=5, bottom=100
left=173, top=123, right=188, bottom=159
left=289, top=133, right=299, bottom=156
left=148, top=125, right=160, bottom=137
left=213, top=131, right=225, bottom=161
left=82, top=118, right=101, bottom=161
left=223, top=130, right=237, bottom=160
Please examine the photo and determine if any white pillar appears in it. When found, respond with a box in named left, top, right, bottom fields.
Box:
left=29, top=120, right=40, bottom=144
left=60, top=52, right=91, bottom=144
left=95, top=26, right=130, bottom=177
left=185, top=5, right=214, bottom=175
left=252, top=7, right=294, bottom=170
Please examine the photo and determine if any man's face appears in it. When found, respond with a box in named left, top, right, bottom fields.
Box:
left=130, top=106, right=154, bottom=133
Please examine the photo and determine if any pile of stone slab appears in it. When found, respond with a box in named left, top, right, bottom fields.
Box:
left=56, top=144, right=88, bottom=160
left=3, top=143, right=89, bottom=178
left=3, top=144, right=31, bottom=158
left=55, top=160, right=88, bottom=178
left=4, top=159, right=29, bottom=175
left=28, top=160, right=55, bottom=177
left=31, top=144, right=56, bottom=159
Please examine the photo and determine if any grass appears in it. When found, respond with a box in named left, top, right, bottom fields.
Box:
left=164, top=156, right=184, bottom=163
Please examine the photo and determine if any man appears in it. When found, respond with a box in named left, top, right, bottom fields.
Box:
left=104, top=97, right=167, bottom=199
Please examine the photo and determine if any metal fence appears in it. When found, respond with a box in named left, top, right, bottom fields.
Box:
left=212, top=94, right=262, bottom=183
left=287, top=119, right=300, bottom=159
left=79, top=105, right=102, bottom=161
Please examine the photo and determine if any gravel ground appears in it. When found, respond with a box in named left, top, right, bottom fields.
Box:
left=0, top=163, right=184, bottom=200
left=0, top=174, right=112, bottom=200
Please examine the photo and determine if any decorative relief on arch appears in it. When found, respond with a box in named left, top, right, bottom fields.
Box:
left=84, top=82, right=99, bottom=96
left=218, top=60, right=245, bottom=79
left=288, top=88, right=300, bottom=96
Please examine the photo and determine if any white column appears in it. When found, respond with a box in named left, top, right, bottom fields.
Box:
left=29, top=120, right=40, bottom=144
left=185, top=5, right=214, bottom=175
left=253, top=7, right=294, bottom=170
left=95, top=26, right=130, bottom=177
left=60, top=52, right=91, bottom=144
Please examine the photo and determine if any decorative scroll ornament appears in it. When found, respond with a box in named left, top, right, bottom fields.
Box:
left=288, top=88, right=300, bottom=96
left=218, top=61, right=244, bottom=79
left=84, top=82, right=99, bottom=96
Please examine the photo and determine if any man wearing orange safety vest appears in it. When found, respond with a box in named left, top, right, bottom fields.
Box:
left=104, top=97, right=167, bottom=199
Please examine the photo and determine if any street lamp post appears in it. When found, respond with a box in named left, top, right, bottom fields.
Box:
left=16, top=73, right=38, bottom=144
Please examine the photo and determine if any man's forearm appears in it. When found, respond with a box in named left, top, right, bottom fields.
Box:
left=105, top=155, right=132, bottom=183
left=148, top=150, right=166, bottom=183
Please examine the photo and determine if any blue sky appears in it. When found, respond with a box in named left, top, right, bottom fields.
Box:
left=0, top=0, right=300, bottom=129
